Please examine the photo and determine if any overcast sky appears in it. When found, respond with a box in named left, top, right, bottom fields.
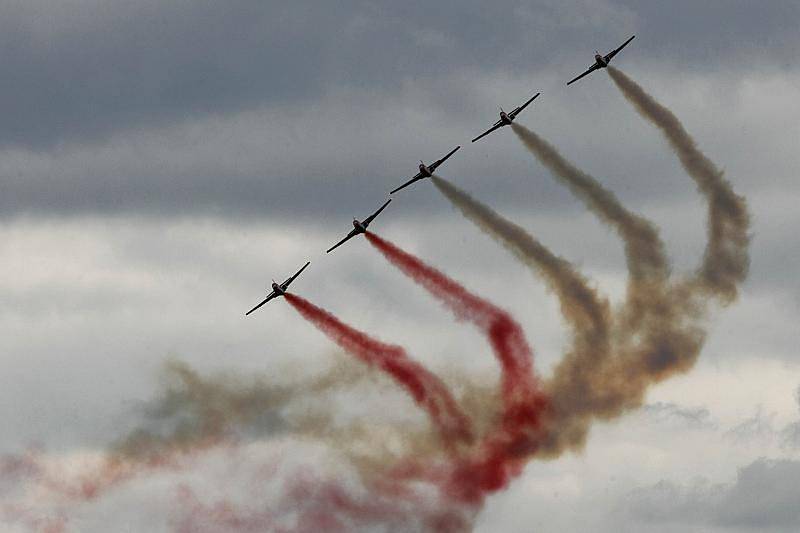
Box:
left=2, top=1, right=799, bottom=532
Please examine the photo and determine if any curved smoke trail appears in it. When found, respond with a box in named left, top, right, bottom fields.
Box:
left=499, top=121, right=709, bottom=453
left=607, top=65, right=750, bottom=303
left=1, top=64, right=752, bottom=533
left=365, top=232, right=538, bottom=402
left=429, top=174, right=621, bottom=453
left=430, top=175, right=610, bottom=351
left=285, top=293, right=474, bottom=446
left=365, top=231, right=548, bottom=503
left=510, top=123, right=669, bottom=285
left=471, top=76, right=747, bottom=455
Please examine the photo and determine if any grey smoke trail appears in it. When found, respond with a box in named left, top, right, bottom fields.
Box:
left=431, top=175, right=617, bottom=452
left=471, top=117, right=731, bottom=454
left=510, top=122, right=669, bottom=286
left=113, top=358, right=372, bottom=462
left=607, top=65, right=750, bottom=303
left=431, top=175, right=610, bottom=348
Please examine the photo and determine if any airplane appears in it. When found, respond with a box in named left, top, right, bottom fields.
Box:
left=471, top=92, right=540, bottom=143
left=245, top=261, right=310, bottom=316
left=566, top=35, right=636, bottom=86
left=326, top=199, right=392, bottom=254
left=390, top=146, right=461, bottom=194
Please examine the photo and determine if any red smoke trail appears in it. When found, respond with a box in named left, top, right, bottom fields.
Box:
left=365, top=232, right=536, bottom=401
left=364, top=232, right=548, bottom=503
left=284, top=293, right=473, bottom=446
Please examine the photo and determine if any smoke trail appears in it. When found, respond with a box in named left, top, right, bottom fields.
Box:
left=113, top=360, right=292, bottom=461
left=430, top=175, right=610, bottom=349
left=365, top=232, right=538, bottom=401
left=429, top=174, right=611, bottom=401
left=511, top=122, right=669, bottom=285
left=607, top=65, right=750, bottom=302
left=285, top=293, right=474, bottom=446
left=512, top=120, right=704, bottom=454
left=364, top=231, right=549, bottom=502
left=499, top=75, right=748, bottom=455
left=2, top=358, right=475, bottom=533
left=429, top=174, right=621, bottom=452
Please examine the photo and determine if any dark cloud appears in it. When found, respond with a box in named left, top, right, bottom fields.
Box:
left=625, top=459, right=800, bottom=531
left=616, top=0, right=799, bottom=69
left=0, top=1, right=796, bottom=148
left=0, top=1, right=795, bottom=221
left=0, top=0, right=596, bottom=147
left=0, top=0, right=795, bottom=221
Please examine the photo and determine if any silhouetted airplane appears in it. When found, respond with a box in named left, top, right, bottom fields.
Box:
left=245, top=262, right=310, bottom=316
left=390, top=146, right=461, bottom=194
left=327, top=199, right=392, bottom=254
left=567, top=35, right=635, bottom=86
left=471, top=92, right=540, bottom=143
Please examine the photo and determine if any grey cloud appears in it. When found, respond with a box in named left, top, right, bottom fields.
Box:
left=725, top=406, right=778, bottom=446
left=724, top=388, right=800, bottom=450
left=642, top=402, right=717, bottom=430
left=615, top=0, right=800, bottom=70
left=780, top=386, right=800, bottom=450
left=781, top=423, right=800, bottom=450
left=0, top=0, right=624, bottom=148
left=1, top=1, right=797, bottom=148
left=2, top=67, right=797, bottom=223
left=624, top=459, right=800, bottom=531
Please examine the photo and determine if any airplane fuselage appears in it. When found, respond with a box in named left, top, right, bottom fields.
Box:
left=352, top=220, right=367, bottom=233
left=419, top=163, right=433, bottom=177
left=272, top=282, right=285, bottom=295
left=500, top=111, right=512, bottom=125
left=595, top=54, right=608, bottom=68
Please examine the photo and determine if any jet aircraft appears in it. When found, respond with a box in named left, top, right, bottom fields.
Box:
left=326, top=199, right=392, bottom=254
left=390, top=146, right=461, bottom=194
left=471, top=92, right=540, bottom=143
left=245, top=261, right=310, bottom=316
left=566, top=35, right=635, bottom=86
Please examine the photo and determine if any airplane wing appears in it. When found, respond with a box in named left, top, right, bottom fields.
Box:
left=390, top=173, right=424, bottom=194
left=363, top=199, right=392, bottom=226
left=508, top=92, right=540, bottom=119
left=326, top=229, right=359, bottom=254
left=566, top=64, right=600, bottom=86
left=604, top=35, right=635, bottom=62
left=471, top=122, right=504, bottom=143
left=245, top=291, right=278, bottom=316
left=282, top=261, right=311, bottom=288
left=428, top=146, right=461, bottom=172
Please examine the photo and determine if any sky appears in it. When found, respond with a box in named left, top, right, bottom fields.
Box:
left=2, top=1, right=799, bottom=531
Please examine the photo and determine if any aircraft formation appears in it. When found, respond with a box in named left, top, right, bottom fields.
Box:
left=246, top=35, right=636, bottom=315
